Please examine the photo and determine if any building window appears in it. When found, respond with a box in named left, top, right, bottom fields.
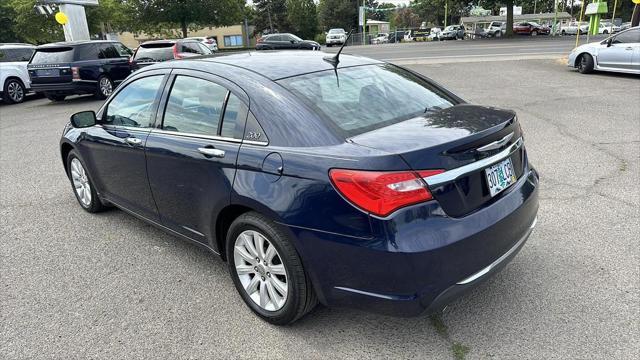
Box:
left=224, top=35, right=243, bottom=47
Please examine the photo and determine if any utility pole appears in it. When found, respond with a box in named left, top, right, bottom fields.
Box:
left=444, top=1, right=448, bottom=28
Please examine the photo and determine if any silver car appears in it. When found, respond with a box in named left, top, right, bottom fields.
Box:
left=568, top=26, right=640, bottom=75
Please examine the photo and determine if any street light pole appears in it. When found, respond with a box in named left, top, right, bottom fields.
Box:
left=444, top=1, right=448, bottom=28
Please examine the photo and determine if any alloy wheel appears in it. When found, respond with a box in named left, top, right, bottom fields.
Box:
left=7, top=81, right=24, bottom=103
left=99, top=77, right=113, bottom=97
left=233, top=230, right=288, bottom=311
left=70, top=158, right=92, bottom=207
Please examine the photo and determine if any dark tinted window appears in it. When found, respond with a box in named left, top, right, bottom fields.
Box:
left=134, top=43, right=174, bottom=62
left=268, top=35, right=282, bottom=41
left=30, top=47, right=74, bottom=64
left=98, top=44, right=120, bottom=58
left=613, top=29, right=640, bottom=44
left=243, top=112, right=268, bottom=143
left=180, top=42, right=201, bottom=54
left=162, top=76, right=228, bottom=135
left=75, top=44, right=100, bottom=61
left=221, top=94, right=248, bottom=138
left=114, top=43, right=133, bottom=56
left=279, top=64, right=455, bottom=137
left=103, top=75, right=164, bottom=128
left=0, top=48, right=34, bottom=62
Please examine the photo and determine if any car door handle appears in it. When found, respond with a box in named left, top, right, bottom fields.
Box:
left=198, top=147, right=225, bottom=158
left=125, top=137, right=142, bottom=146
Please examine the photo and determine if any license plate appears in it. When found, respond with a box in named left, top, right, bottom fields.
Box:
left=36, top=69, right=60, bottom=77
left=485, top=157, right=517, bottom=197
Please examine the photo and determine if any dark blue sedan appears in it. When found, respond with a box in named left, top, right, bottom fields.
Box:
left=60, top=51, right=539, bottom=325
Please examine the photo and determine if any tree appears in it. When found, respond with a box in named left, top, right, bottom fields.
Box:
left=286, top=0, right=317, bottom=39
left=5, top=0, right=64, bottom=44
left=129, top=0, right=245, bottom=38
left=317, top=0, right=358, bottom=32
left=392, top=6, right=420, bottom=29
left=253, top=0, right=289, bottom=33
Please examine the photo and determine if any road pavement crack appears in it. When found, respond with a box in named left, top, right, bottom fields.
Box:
left=430, top=314, right=471, bottom=360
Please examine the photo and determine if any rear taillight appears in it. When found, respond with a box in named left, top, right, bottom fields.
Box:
left=71, top=67, right=80, bottom=80
left=172, top=44, right=182, bottom=59
left=206, top=39, right=213, bottom=44
left=329, top=169, right=444, bottom=217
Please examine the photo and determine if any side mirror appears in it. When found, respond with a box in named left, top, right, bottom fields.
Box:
left=607, top=38, right=613, bottom=47
left=70, top=110, right=96, bottom=128
left=290, top=40, right=296, bottom=44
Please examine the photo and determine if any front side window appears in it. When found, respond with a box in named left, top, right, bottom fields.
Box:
left=181, top=42, right=200, bottom=54
left=103, top=75, right=164, bottom=127
left=162, top=76, right=228, bottom=135
left=279, top=64, right=455, bottom=137
left=114, top=43, right=132, bottom=57
left=197, top=43, right=212, bottom=54
left=613, top=29, right=640, bottom=44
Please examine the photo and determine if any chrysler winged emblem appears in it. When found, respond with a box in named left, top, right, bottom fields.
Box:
left=477, top=132, right=514, bottom=152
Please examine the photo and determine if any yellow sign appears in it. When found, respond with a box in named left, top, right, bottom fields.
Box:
left=633, top=0, right=640, bottom=4
left=55, top=12, right=68, bottom=25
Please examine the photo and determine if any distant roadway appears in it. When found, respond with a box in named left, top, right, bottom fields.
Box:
left=324, top=35, right=608, bottom=65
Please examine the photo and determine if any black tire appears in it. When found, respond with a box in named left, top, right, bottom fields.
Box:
left=326, top=44, right=332, bottom=47
left=603, top=30, right=608, bottom=34
left=577, top=53, right=594, bottom=74
left=531, top=30, right=538, bottom=36
left=66, top=150, right=106, bottom=213
left=45, top=93, right=66, bottom=102
left=95, top=75, right=114, bottom=100
left=561, top=30, right=566, bottom=36
left=3, top=78, right=26, bottom=104
left=226, top=212, right=317, bottom=325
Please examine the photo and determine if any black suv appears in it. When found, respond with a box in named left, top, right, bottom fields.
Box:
left=130, top=39, right=212, bottom=70
left=28, top=40, right=133, bottom=101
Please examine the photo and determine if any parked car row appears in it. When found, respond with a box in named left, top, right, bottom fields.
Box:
left=256, top=33, right=321, bottom=50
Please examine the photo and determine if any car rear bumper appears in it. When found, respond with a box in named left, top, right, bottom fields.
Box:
left=30, top=81, right=96, bottom=95
left=290, top=166, right=539, bottom=317
left=326, top=39, right=345, bottom=44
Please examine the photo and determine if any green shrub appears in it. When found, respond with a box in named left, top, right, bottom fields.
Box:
left=314, top=33, right=326, bottom=45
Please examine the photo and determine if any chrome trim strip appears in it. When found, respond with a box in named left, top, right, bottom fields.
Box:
left=334, top=286, right=399, bottom=300
left=477, top=132, right=514, bottom=152
left=424, top=137, right=523, bottom=186
left=456, top=215, right=537, bottom=285
left=151, top=128, right=243, bottom=143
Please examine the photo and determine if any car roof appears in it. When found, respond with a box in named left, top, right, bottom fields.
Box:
left=193, top=50, right=382, bottom=80
left=35, top=40, right=120, bottom=49
left=0, top=43, right=35, bottom=48
left=140, top=39, right=197, bottom=45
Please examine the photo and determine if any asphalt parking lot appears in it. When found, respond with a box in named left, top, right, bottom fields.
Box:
left=1, top=58, right=638, bottom=359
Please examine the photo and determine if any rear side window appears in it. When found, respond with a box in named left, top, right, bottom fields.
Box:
left=0, top=48, right=34, bottom=62
left=98, top=44, right=120, bottom=58
left=30, top=47, right=74, bottom=64
left=220, top=94, right=248, bottom=138
left=196, top=43, right=212, bottom=54
left=103, top=75, right=164, bottom=128
left=75, top=44, right=100, bottom=61
left=180, top=42, right=201, bottom=54
left=162, top=76, right=227, bottom=135
left=279, top=64, right=455, bottom=137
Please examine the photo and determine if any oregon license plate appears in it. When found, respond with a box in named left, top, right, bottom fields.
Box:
left=485, top=158, right=517, bottom=197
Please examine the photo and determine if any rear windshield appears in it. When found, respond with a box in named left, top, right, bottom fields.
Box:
left=0, top=48, right=34, bottom=62
left=134, top=44, right=174, bottom=62
left=31, top=47, right=74, bottom=64
left=278, top=64, right=455, bottom=136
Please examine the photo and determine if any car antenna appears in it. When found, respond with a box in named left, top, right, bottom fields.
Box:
left=323, top=29, right=354, bottom=67
left=323, top=29, right=353, bottom=87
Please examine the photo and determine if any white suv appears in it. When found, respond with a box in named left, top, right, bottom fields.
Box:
left=325, top=28, right=347, bottom=47
left=0, top=43, right=35, bottom=104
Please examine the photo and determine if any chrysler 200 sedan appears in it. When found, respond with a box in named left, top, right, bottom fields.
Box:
left=60, top=51, right=539, bottom=325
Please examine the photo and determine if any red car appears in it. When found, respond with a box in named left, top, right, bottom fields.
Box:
left=513, top=22, right=550, bottom=36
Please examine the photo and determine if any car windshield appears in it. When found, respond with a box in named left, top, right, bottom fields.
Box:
left=135, top=43, right=174, bottom=61
left=444, top=26, right=456, bottom=31
left=289, top=34, right=303, bottom=41
left=329, top=29, right=345, bottom=34
left=30, top=47, right=74, bottom=64
left=278, top=64, right=455, bottom=137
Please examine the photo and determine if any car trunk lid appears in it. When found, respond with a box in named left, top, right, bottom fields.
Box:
left=28, top=46, right=75, bottom=84
left=350, top=104, right=525, bottom=217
